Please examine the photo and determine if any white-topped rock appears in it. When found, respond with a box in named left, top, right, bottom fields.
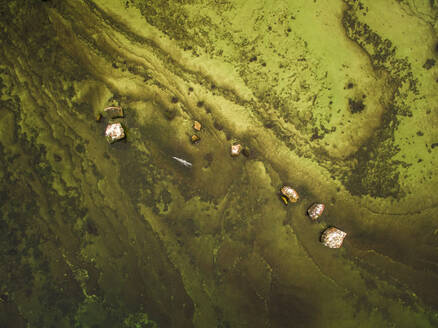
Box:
left=321, top=227, right=347, bottom=248
left=105, top=122, right=125, bottom=143
left=231, top=143, right=242, bottom=156
left=280, top=186, right=299, bottom=203
left=307, top=203, right=325, bottom=220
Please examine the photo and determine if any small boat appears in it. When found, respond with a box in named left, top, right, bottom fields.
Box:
left=172, top=156, right=192, bottom=168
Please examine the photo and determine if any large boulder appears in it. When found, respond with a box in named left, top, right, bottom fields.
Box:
left=307, top=203, right=325, bottom=220
left=321, top=227, right=347, bottom=248
left=280, top=186, right=299, bottom=203
left=105, top=122, right=125, bottom=143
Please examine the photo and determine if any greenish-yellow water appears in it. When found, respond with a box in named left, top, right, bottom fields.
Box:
left=0, top=0, right=437, bottom=327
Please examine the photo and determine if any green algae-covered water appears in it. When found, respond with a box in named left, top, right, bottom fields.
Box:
left=1, top=0, right=437, bottom=327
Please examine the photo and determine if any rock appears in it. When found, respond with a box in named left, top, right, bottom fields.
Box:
left=104, top=106, right=124, bottom=118
left=191, top=134, right=201, bottom=144
left=105, top=122, right=125, bottom=143
left=307, top=203, right=325, bottom=220
left=242, top=147, right=250, bottom=157
left=321, top=227, right=347, bottom=248
left=280, top=186, right=299, bottom=203
left=193, top=120, right=202, bottom=131
left=230, top=143, right=242, bottom=156
left=163, top=107, right=176, bottom=120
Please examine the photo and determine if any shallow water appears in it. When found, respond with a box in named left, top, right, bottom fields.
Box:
left=0, top=0, right=437, bottom=327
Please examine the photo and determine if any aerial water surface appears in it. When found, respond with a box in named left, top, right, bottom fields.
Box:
left=0, top=0, right=437, bottom=327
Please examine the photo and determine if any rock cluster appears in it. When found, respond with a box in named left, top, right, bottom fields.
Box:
left=278, top=186, right=346, bottom=248
left=104, top=102, right=348, bottom=248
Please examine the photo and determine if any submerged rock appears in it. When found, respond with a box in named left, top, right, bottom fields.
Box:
left=307, top=203, right=325, bottom=220
left=280, top=186, right=299, bottom=203
left=104, top=106, right=124, bottom=118
left=105, top=122, right=125, bottom=143
left=242, top=147, right=250, bottom=157
left=321, top=227, right=347, bottom=248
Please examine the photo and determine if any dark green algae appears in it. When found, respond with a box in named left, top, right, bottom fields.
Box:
left=1, top=0, right=438, bottom=327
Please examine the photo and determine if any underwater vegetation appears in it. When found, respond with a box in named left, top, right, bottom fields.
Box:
left=0, top=0, right=437, bottom=327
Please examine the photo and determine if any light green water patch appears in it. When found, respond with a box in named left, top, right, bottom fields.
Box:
left=345, top=0, right=438, bottom=209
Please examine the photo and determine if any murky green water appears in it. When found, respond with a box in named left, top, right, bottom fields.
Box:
left=1, top=0, right=437, bottom=327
